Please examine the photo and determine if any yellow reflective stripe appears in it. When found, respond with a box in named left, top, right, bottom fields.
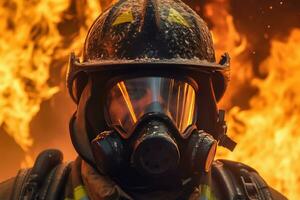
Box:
left=200, top=184, right=217, bottom=200
left=112, top=9, right=134, bottom=26
left=74, top=185, right=89, bottom=200
left=167, top=8, right=190, bottom=27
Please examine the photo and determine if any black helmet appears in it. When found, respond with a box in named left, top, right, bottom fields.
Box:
left=67, top=0, right=230, bottom=166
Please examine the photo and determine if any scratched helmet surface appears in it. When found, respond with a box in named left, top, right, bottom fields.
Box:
left=84, top=0, right=215, bottom=62
left=73, top=0, right=230, bottom=101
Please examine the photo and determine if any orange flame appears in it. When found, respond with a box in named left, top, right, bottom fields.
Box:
left=204, top=1, right=253, bottom=109
left=221, top=29, right=300, bottom=199
left=204, top=1, right=300, bottom=199
left=0, top=1, right=67, bottom=152
left=0, top=0, right=104, bottom=166
left=0, top=0, right=299, bottom=199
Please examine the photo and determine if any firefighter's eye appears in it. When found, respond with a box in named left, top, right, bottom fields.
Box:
left=127, top=87, right=147, bottom=100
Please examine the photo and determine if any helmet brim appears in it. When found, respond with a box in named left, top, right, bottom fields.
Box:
left=67, top=53, right=230, bottom=103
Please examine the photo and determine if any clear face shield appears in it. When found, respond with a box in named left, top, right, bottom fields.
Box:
left=105, top=77, right=197, bottom=138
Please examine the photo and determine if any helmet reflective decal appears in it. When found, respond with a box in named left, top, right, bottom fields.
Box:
left=167, top=8, right=190, bottom=28
left=112, top=9, right=134, bottom=26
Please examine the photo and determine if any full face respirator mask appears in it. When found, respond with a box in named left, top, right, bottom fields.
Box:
left=90, top=77, right=218, bottom=187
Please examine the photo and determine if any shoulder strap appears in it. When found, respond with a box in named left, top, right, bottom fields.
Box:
left=11, top=149, right=71, bottom=200
left=38, top=162, right=72, bottom=200
left=212, top=159, right=273, bottom=200
left=10, top=169, right=32, bottom=200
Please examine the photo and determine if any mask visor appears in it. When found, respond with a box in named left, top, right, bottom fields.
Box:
left=106, top=77, right=197, bottom=137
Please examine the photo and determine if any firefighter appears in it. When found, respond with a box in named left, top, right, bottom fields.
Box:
left=0, top=0, right=287, bottom=199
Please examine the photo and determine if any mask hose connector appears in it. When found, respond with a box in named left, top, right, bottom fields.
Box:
left=131, top=120, right=180, bottom=177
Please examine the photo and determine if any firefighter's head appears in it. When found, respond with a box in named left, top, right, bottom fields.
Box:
left=67, top=0, right=234, bottom=190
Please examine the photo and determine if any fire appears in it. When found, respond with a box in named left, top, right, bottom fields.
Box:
left=0, top=0, right=104, bottom=165
left=0, top=0, right=299, bottom=199
left=220, top=29, right=300, bottom=199
left=204, top=0, right=253, bottom=109
left=205, top=1, right=300, bottom=199
left=0, top=1, right=66, bottom=152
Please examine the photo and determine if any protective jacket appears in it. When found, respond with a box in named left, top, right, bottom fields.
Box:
left=0, top=149, right=287, bottom=200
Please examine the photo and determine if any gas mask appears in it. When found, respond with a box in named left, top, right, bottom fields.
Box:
left=90, top=77, right=218, bottom=187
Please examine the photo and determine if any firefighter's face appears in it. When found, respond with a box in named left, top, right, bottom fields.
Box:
left=105, top=77, right=196, bottom=136
left=108, top=81, right=156, bottom=124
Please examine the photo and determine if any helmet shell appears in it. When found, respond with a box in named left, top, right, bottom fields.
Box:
left=84, top=0, right=216, bottom=62
left=67, top=0, right=230, bottom=102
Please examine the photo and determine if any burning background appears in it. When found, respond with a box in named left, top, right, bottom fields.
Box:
left=0, top=0, right=299, bottom=199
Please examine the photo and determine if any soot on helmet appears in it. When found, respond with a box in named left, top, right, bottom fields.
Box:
left=91, top=116, right=217, bottom=184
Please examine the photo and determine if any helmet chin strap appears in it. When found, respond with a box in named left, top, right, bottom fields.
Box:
left=216, top=110, right=237, bottom=151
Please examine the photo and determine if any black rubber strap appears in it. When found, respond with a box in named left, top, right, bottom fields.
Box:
left=212, top=160, right=245, bottom=200
left=213, top=159, right=275, bottom=200
left=9, top=149, right=64, bottom=200
left=10, top=169, right=32, bottom=200
left=21, top=149, right=63, bottom=200
left=44, top=162, right=72, bottom=200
